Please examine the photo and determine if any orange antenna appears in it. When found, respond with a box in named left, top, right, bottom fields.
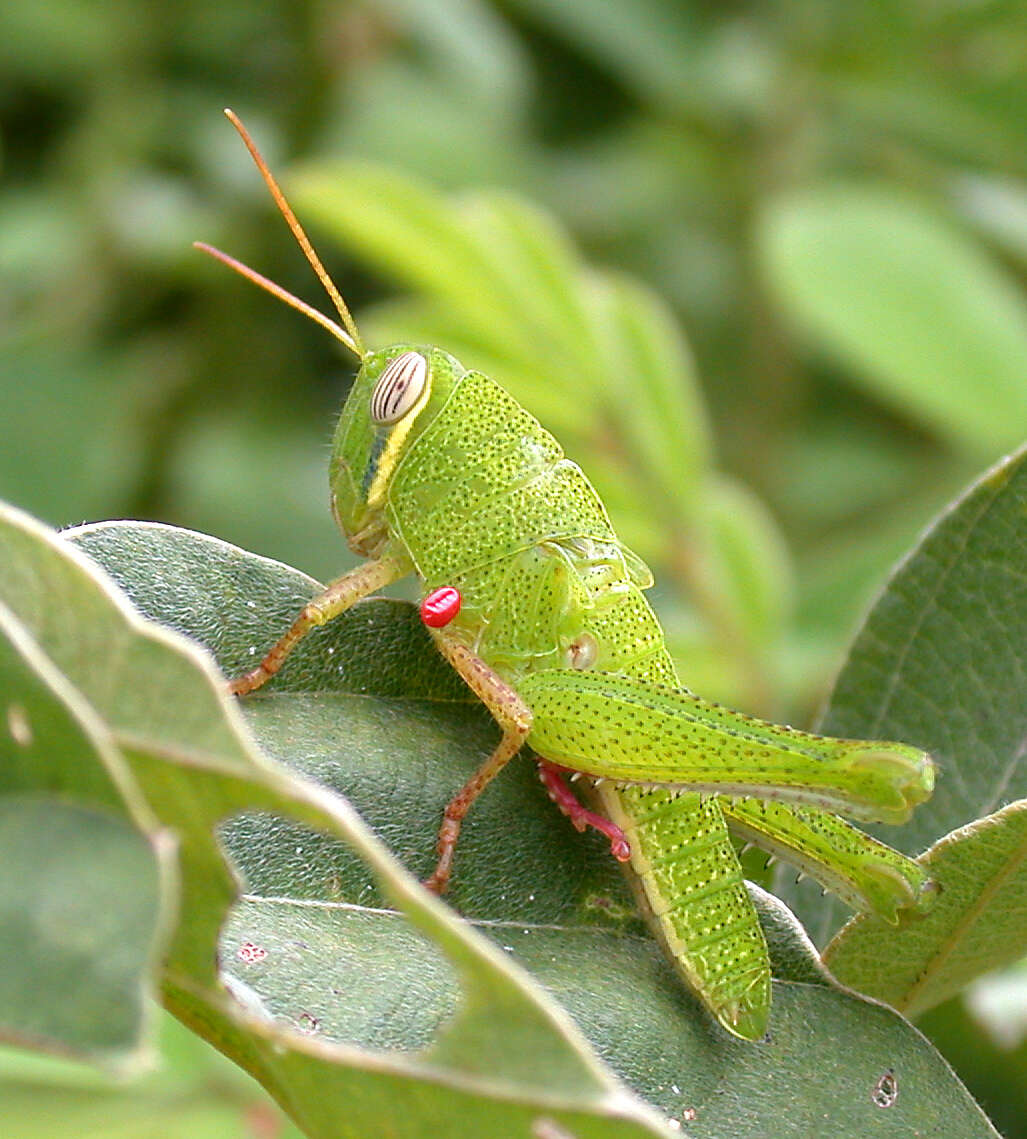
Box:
left=198, top=108, right=365, bottom=360
left=193, top=242, right=361, bottom=357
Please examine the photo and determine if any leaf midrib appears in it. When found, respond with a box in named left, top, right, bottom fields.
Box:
left=241, top=892, right=653, bottom=940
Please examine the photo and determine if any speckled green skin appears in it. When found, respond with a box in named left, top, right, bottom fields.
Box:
left=330, top=346, right=935, bottom=1040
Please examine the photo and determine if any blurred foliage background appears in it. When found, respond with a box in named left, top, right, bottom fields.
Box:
left=3, top=1, right=1027, bottom=1134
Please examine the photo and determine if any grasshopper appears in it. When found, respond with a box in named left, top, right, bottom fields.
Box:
left=201, top=110, right=936, bottom=1041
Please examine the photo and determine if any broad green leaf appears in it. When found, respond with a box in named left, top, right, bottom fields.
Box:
left=0, top=797, right=164, bottom=1068
left=458, top=192, right=599, bottom=377
left=701, top=473, right=794, bottom=651
left=0, top=1013, right=302, bottom=1139
left=825, top=800, right=1027, bottom=1018
left=760, top=186, right=1027, bottom=454
left=0, top=601, right=170, bottom=1069
left=62, top=517, right=997, bottom=1137
left=918, top=992, right=1027, bottom=1139
left=781, top=447, right=1027, bottom=1015
left=0, top=503, right=670, bottom=1139
left=826, top=447, right=1027, bottom=850
left=589, top=272, right=712, bottom=518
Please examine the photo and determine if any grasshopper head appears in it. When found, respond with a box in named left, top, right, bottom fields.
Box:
left=330, top=345, right=465, bottom=556
left=197, top=113, right=464, bottom=555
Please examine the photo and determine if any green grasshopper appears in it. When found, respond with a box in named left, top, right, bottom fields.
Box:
left=201, top=110, right=936, bottom=1041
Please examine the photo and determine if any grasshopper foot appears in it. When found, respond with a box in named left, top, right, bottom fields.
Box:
left=423, top=818, right=460, bottom=894
left=862, top=859, right=941, bottom=923
left=538, top=761, right=631, bottom=861
left=228, top=669, right=268, bottom=697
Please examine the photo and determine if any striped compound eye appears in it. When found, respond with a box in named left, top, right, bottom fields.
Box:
left=370, top=351, right=428, bottom=425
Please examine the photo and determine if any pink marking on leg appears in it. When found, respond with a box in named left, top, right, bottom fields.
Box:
left=537, top=761, right=631, bottom=861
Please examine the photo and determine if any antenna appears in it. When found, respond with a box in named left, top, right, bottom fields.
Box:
left=194, top=108, right=365, bottom=360
left=193, top=242, right=361, bottom=356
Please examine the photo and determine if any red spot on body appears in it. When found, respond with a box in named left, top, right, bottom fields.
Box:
left=237, top=941, right=267, bottom=963
left=420, top=586, right=462, bottom=628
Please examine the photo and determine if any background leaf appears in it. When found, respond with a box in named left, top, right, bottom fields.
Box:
left=780, top=447, right=1027, bottom=1019
left=825, top=800, right=1027, bottom=1018
left=760, top=187, right=1027, bottom=456
left=0, top=599, right=170, bottom=1069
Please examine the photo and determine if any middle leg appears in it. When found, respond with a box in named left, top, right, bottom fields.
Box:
left=423, top=635, right=533, bottom=894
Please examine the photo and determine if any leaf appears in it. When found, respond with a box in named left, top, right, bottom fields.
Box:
left=60, top=517, right=998, bottom=1138
left=918, top=990, right=1027, bottom=1139
left=289, top=160, right=522, bottom=353
left=0, top=1012, right=302, bottom=1139
left=0, top=600, right=171, bottom=1069
left=0, top=793, right=166, bottom=1067
left=589, top=271, right=712, bottom=519
left=458, top=191, right=598, bottom=376
left=825, top=800, right=1027, bottom=1018
left=701, top=474, right=794, bottom=650
left=780, top=447, right=1027, bottom=1015
left=0, top=503, right=671, bottom=1139
left=759, top=185, right=1027, bottom=455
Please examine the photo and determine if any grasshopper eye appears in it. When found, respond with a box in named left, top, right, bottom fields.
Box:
left=370, top=351, right=428, bottom=425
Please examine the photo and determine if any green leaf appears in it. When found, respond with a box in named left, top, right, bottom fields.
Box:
left=825, top=800, right=1027, bottom=1018
left=59, top=517, right=997, bottom=1137
left=0, top=1012, right=302, bottom=1139
left=701, top=474, right=794, bottom=650
left=759, top=185, right=1027, bottom=455
left=458, top=191, right=598, bottom=376
left=0, top=504, right=671, bottom=1139
left=289, top=160, right=521, bottom=353
left=827, top=446, right=1027, bottom=851
left=0, top=599, right=170, bottom=1069
left=780, top=447, right=1027, bottom=1016
left=0, top=794, right=165, bottom=1067
left=589, top=272, right=712, bottom=519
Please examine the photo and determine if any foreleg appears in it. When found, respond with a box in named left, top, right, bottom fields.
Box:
left=230, top=556, right=405, bottom=695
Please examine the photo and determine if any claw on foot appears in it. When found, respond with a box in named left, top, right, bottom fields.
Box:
left=538, top=762, right=631, bottom=862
